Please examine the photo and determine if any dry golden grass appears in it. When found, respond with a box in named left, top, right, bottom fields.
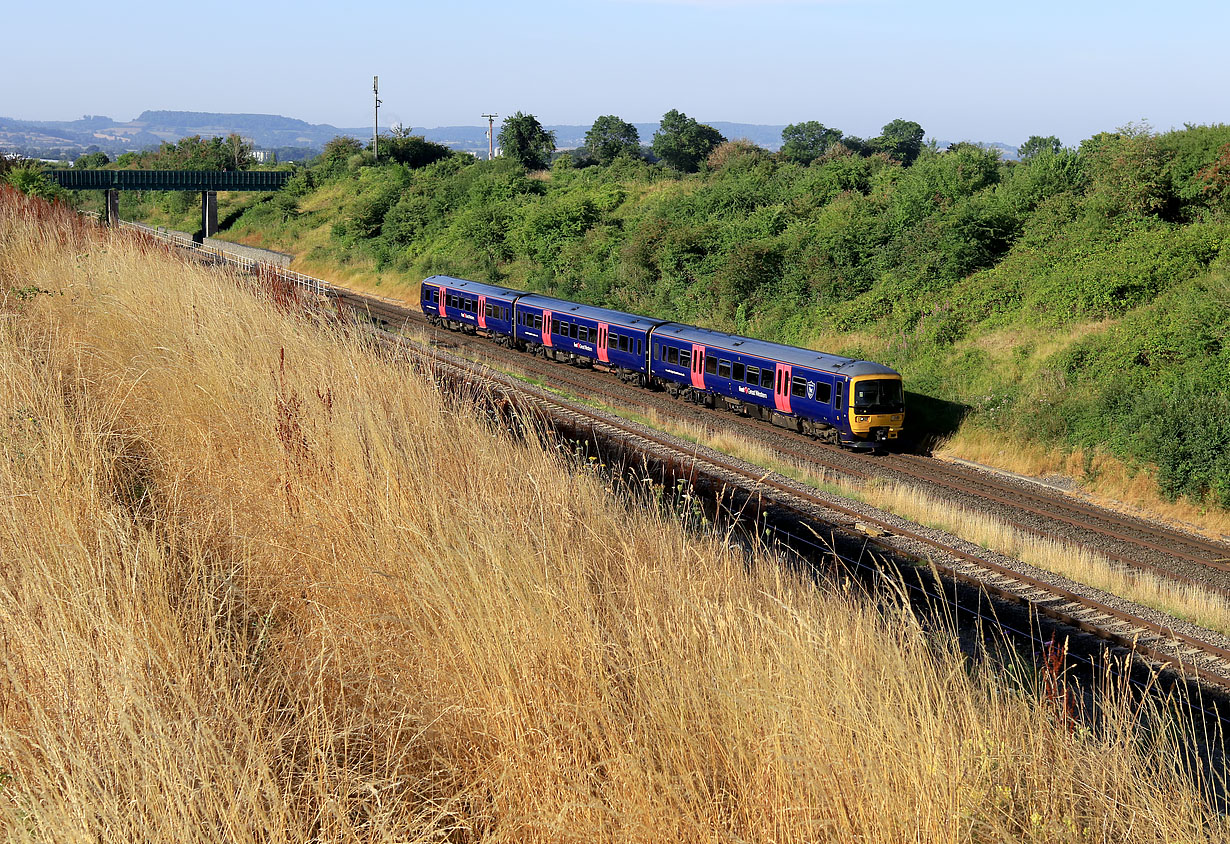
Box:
left=0, top=187, right=1227, bottom=841
left=939, top=427, right=1230, bottom=539
left=863, top=480, right=1230, bottom=636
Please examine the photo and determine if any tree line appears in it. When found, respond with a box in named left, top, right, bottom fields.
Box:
left=494, top=110, right=932, bottom=173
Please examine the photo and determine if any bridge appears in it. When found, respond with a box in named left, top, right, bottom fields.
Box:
left=42, top=169, right=292, bottom=238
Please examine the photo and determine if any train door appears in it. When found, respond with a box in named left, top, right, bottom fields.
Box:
left=834, top=379, right=845, bottom=428
left=691, top=344, right=706, bottom=389
left=597, top=323, right=609, bottom=363
left=774, top=363, right=792, bottom=413
left=477, top=295, right=487, bottom=329
left=542, top=310, right=553, bottom=347
left=437, top=286, right=446, bottom=317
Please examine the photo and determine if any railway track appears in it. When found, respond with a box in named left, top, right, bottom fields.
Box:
left=124, top=221, right=1230, bottom=692
left=372, top=300, right=1230, bottom=601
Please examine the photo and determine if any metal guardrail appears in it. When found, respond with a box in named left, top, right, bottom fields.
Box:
left=118, top=220, right=333, bottom=300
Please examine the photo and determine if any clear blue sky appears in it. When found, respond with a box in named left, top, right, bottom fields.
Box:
left=8, top=0, right=1228, bottom=146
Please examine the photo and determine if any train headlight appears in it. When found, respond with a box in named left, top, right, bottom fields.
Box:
left=891, top=415, right=901, bottom=422
left=855, top=416, right=868, bottom=423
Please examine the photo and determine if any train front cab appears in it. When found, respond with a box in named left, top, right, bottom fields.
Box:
left=844, top=373, right=905, bottom=449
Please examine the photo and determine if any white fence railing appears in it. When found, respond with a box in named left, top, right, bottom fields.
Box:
left=118, top=220, right=335, bottom=300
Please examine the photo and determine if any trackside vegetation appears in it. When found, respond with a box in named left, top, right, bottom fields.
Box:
left=4, top=185, right=1229, bottom=843
left=45, top=115, right=1230, bottom=513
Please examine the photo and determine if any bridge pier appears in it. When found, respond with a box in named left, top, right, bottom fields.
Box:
left=200, top=190, right=218, bottom=238
left=105, top=189, right=119, bottom=227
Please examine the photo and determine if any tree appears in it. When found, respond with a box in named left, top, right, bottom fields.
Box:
left=1018, top=135, right=1062, bottom=161
left=498, top=112, right=556, bottom=170
left=383, top=124, right=454, bottom=168
left=73, top=151, right=110, bottom=169
left=780, top=121, right=843, bottom=165
left=873, top=119, right=926, bottom=165
left=225, top=133, right=253, bottom=170
left=585, top=115, right=641, bottom=165
left=321, top=136, right=364, bottom=166
left=651, top=109, right=725, bottom=173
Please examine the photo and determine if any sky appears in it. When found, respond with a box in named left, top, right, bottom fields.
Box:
left=6, top=0, right=1229, bottom=147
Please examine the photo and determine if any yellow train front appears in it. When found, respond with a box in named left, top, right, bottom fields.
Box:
left=845, top=370, right=906, bottom=449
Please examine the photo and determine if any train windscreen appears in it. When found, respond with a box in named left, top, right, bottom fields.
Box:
left=852, top=379, right=904, bottom=413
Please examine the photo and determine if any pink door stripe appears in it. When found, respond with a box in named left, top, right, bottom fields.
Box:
left=598, top=323, right=609, bottom=363
left=477, top=295, right=487, bottom=329
left=775, top=363, right=792, bottom=413
left=438, top=286, right=446, bottom=316
left=542, top=310, right=553, bottom=347
left=691, top=344, right=706, bottom=389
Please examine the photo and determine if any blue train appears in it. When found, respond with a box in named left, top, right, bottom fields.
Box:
left=420, top=275, right=904, bottom=449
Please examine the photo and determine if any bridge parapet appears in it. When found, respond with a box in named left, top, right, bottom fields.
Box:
left=42, top=169, right=292, bottom=192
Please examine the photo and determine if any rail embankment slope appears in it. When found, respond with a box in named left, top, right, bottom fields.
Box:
left=2, top=187, right=1224, bottom=841
left=203, top=125, right=1230, bottom=530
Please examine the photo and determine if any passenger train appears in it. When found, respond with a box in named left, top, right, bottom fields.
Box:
left=420, top=275, right=904, bottom=450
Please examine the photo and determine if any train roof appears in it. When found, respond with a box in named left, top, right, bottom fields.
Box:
left=423, top=275, right=528, bottom=300
left=653, top=323, right=900, bottom=378
left=516, top=293, right=670, bottom=331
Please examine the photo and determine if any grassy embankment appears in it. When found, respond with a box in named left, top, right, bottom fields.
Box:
left=200, top=127, right=1230, bottom=531
left=8, top=188, right=1227, bottom=841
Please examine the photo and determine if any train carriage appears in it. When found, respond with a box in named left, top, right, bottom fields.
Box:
left=514, top=294, right=666, bottom=382
left=420, top=275, right=525, bottom=343
left=649, top=323, right=904, bottom=449
left=419, top=273, right=905, bottom=451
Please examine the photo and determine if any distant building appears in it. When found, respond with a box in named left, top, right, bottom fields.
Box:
left=251, top=149, right=275, bottom=164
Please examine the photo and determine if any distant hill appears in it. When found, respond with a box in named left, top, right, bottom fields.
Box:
left=0, top=109, right=1017, bottom=162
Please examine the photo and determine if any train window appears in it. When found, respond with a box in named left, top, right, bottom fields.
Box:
left=763, top=368, right=775, bottom=389
left=667, top=347, right=679, bottom=365
left=732, top=362, right=745, bottom=382
left=654, top=344, right=660, bottom=360
left=679, top=350, right=691, bottom=369
left=422, top=287, right=430, bottom=301
left=746, top=366, right=759, bottom=385
left=579, top=325, right=589, bottom=342
left=706, top=355, right=717, bottom=375
left=791, top=376, right=807, bottom=398
left=816, top=382, right=832, bottom=403
left=718, top=360, right=731, bottom=379
left=636, top=340, right=642, bottom=356
left=618, top=335, right=628, bottom=352
left=533, top=314, right=543, bottom=330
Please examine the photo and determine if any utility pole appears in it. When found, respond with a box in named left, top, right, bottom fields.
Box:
left=482, top=113, right=497, bottom=161
left=373, top=76, right=381, bottom=161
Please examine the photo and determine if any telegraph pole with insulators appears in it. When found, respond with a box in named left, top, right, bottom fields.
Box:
left=373, top=76, right=382, bottom=160
left=482, top=113, right=497, bottom=160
